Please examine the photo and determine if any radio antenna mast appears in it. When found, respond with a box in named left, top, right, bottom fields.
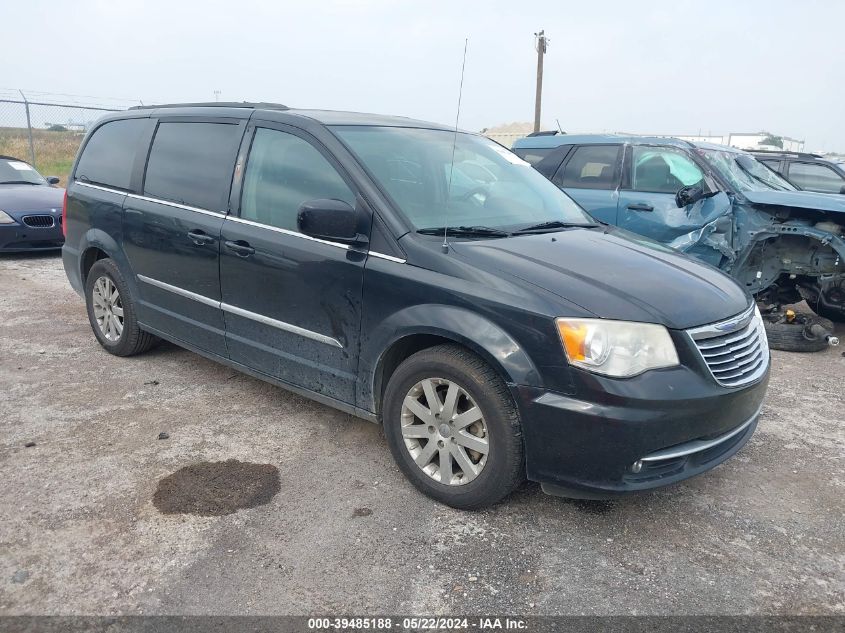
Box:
left=443, top=38, right=469, bottom=253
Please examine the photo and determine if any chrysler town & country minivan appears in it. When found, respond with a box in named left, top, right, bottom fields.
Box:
left=62, top=104, right=770, bottom=508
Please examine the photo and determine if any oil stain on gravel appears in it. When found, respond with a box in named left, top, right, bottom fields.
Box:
left=153, top=460, right=281, bottom=516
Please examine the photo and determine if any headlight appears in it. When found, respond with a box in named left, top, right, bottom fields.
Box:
left=556, top=318, right=679, bottom=377
left=0, top=210, right=15, bottom=224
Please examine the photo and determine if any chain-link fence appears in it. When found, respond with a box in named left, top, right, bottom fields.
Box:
left=0, top=90, right=143, bottom=185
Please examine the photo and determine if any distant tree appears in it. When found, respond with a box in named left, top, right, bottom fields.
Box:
left=46, top=124, right=68, bottom=132
left=759, top=134, right=783, bottom=149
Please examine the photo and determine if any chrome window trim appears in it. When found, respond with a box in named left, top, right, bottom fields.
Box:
left=136, top=274, right=342, bottom=348
left=639, top=404, right=762, bottom=462
left=75, top=181, right=130, bottom=195
left=74, top=181, right=408, bottom=262
left=75, top=181, right=223, bottom=218
left=137, top=274, right=220, bottom=308
left=368, top=251, right=406, bottom=264
left=224, top=215, right=350, bottom=250
left=125, top=192, right=223, bottom=218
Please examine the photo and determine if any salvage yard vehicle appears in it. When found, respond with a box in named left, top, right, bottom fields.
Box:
left=0, top=156, right=64, bottom=252
left=751, top=150, right=845, bottom=195
left=512, top=135, right=845, bottom=332
left=63, top=104, right=769, bottom=508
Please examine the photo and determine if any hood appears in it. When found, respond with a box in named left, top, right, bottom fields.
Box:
left=0, top=184, right=65, bottom=212
left=450, top=227, right=750, bottom=330
left=742, top=189, right=845, bottom=215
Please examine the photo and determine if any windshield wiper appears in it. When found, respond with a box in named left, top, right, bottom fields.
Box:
left=514, top=220, right=599, bottom=233
left=417, top=225, right=510, bottom=238
left=0, top=180, right=40, bottom=185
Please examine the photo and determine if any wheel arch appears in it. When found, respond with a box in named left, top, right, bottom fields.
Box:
left=365, top=304, right=541, bottom=420
left=77, top=229, right=124, bottom=285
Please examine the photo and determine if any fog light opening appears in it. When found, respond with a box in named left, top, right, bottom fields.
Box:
left=630, top=460, right=643, bottom=474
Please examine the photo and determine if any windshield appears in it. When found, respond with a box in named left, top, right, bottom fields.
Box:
left=699, top=149, right=795, bottom=192
left=0, top=158, right=47, bottom=185
left=332, top=126, right=594, bottom=233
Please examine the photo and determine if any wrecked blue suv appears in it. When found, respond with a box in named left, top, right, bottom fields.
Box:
left=512, top=134, right=845, bottom=323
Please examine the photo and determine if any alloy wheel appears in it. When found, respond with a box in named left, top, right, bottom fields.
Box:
left=400, top=377, right=489, bottom=485
left=92, top=275, right=124, bottom=342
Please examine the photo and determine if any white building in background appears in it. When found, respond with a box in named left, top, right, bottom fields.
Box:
left=672, top=132, right=805, bottom=152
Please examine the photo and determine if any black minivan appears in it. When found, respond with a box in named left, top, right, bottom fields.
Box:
left=62, top=103, right=770, bottom=508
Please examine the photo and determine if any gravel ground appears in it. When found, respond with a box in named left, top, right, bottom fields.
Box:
left=0, top=253, right=842, bottom=616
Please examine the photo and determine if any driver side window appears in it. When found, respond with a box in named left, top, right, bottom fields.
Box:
left=631, top=146, right=704, bottom=194
left=240, top=128, right=356, bottom=231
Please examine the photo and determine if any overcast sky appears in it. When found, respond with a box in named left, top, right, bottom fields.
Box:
left=6, top=0, right=845, bottom=151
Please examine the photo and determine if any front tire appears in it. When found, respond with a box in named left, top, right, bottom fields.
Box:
left=382, top=344, right=524, bottom=509
left=85, top=258, right=158, bottom=356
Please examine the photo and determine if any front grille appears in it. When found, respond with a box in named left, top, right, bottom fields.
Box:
left=687, top=305, right=769, bottom=388
left=22, top=215, right=55, bottom=228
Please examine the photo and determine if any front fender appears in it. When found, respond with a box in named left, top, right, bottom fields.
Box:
left=359, top=303, right=542, bottom=415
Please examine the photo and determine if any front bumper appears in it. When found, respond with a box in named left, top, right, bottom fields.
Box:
left=515, top=361, right=770, bottom=499
left=0, top=220, right=64, bottom=252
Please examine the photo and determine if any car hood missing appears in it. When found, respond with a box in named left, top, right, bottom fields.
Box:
left=450, top=227, right=751, bottom=330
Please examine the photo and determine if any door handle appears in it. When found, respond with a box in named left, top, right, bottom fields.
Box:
left=224, top=240, right=255, bottom=257
left=188, top=230, right=215, bottom=246
left=627, top=203, right=654, bottom=212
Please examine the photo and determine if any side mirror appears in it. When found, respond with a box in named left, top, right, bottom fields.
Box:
left=839, top=185, right=845, bottom=195
left=297, top=199, right=365, bottom=244
left=46, top=176, right=60, bottom=185
left=675, top=184, right=705, bottom=208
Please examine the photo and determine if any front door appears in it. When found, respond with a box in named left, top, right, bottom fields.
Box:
left=615, top=144, right=733, bottom=267
left=123, top=118, right=245, bottom=356
left=219, top=124, right=366, bottom=404
left=553, top=144, right=622, bottom=224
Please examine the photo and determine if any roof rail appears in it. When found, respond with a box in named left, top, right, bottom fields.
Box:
left=129, top=101, right=289, bottom=111
left=526, top=130, right=561, bottom=137
left=749, top=148, right=821, bottom=159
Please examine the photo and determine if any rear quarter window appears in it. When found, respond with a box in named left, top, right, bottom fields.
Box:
left=143, top=121, right=242, bottom=212
left=512, top=147, right=554, bottom=166
left=75, top=118, right=148, bottom=190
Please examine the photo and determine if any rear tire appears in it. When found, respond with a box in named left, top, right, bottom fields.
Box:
left=382, top=344, right=524, bottom=510
left=85, top=258, right=158, bottom=356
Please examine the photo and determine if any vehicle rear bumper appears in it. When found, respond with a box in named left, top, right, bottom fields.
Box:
left=62, top=244, right=84, bottom=296
left=515, top=364, right=769, bottom=499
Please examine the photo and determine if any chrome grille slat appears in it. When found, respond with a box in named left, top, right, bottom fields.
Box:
left=696, top=321, right=756, bottom=349
left=706, top=342, right=760, bottom=365
left=712, top=358, right=763, bottom=381
left=710, top=349, right=764, bottom=375
left=701, top=336, right=759, bottom=359
left=687, top=305, right=769, bottom=388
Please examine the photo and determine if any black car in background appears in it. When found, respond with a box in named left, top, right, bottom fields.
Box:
left=0, top=156, right=65, bottom=252
left=62, top=104, right=769, bottom=508
left=751, top=150, right=845, bottom=194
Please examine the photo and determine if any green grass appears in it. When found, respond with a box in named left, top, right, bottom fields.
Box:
left=0, top=127, right=83, bottom=185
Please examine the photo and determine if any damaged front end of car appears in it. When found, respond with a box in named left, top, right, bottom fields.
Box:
left=668, top=185, right=845, bottom=339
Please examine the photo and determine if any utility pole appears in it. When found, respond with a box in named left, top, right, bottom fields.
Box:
left=533, top=30, right=548, bottom=133
left=19, top=90, right=36, bottom=166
